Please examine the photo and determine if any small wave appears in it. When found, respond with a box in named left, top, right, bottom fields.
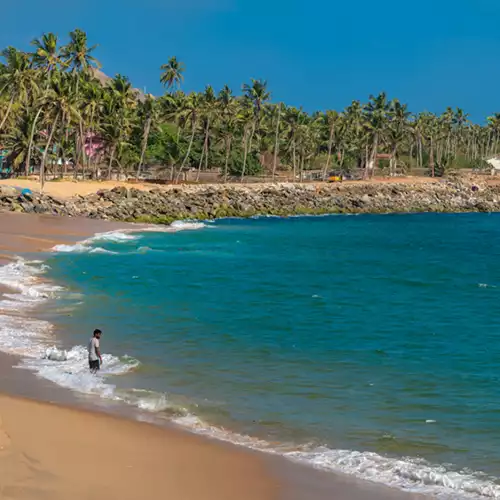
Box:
left=88, top=231, right=140, bottom=243
left=170, top=220, right=208, bottom=231
left=285, top=448, right=500, bottom=499
left=21, top=345, right=140, bottom=398
left=0, top=260, right=61, bottom=308
left=0, top=259, right=59, bottom=356
left=52, top=243, right=116, bottom=254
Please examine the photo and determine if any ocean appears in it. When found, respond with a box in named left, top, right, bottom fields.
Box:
left=2, top=213, right=500, bottom=499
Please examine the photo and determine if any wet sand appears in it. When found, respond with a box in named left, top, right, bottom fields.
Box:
left=0, top=211, right=132, bottom=254
left=0, top=210, right=428, bottom=500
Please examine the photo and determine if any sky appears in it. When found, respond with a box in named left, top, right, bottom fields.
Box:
left=2, top=0, right=499, bottom=122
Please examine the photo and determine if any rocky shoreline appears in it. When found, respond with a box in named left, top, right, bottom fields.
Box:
left=1, top=178, right=499, bottom=222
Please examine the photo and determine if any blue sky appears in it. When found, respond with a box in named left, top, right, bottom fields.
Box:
left=2, top=0, right=499, bottom=121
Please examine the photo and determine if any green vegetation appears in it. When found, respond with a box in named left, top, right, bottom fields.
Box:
left=0, top=29, right=498, bottom=187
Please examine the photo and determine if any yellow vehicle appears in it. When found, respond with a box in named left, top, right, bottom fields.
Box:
left=327, top=173, right=343, bottom=183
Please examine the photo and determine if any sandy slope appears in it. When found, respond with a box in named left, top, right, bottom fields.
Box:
left=0, top=394, right=277, bottom=500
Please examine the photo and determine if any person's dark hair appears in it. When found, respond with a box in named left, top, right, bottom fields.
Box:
left=93, top=329, right=102, bottom=336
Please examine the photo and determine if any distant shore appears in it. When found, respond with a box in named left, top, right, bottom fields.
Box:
left=1, top=175, right=499, bottom=224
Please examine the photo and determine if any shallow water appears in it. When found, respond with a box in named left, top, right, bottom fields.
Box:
left=2, top=214, right=500, bottom=499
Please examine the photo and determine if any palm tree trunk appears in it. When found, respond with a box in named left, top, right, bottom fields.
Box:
left=196, top=143, right=205, bottom=182
left=272, top=103, right=282, bottom=181
left=0, top=95, right=15, bottom=132
left=292, top=140, right=297, bottom=181
left=223, top=137, right=232, bottom=183
left=429, top=138, right=435, bottom=177
left=137, top=116, right=152, bottom=179
left=418, top=137, right=423, bottom=168
left=368, top=133, right=379, bottom=179
left=197, top=119, right=210, bottom=182
left=108, top=144, right=117, bottom=180
left=241, top=123, right=255, bottom=183
left=177, top=120, right=196, bottom=182
left=40, top=113, right=60, bottom=192
left=79, top=119, right=86, bottom=181
left=25, top=107, right=43, bottom=177
left=323, top=124, right=335, bottom=181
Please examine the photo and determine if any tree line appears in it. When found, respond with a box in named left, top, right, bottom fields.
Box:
left=0, top=29, right=497, bottom=187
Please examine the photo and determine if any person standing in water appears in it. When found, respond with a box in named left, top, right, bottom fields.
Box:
left=88, top=329, right=103, bottom=373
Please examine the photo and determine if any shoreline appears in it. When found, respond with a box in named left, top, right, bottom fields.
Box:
left=1, top=176, right=500, bottom=224
left=0, top=213, right=279, bottom=500
left=0, top=211, right=431, bottom=500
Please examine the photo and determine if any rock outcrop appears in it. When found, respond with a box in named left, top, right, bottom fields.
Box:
left=1, top=178, right=499, bottom=223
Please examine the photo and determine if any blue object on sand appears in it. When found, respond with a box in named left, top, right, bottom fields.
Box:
left=21, top=188, right=32, bottom=195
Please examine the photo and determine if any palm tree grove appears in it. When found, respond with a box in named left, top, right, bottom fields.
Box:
left=0, top=29, right=497, bottom=186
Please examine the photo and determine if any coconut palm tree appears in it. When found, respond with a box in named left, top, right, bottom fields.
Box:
left=39, top=72, right=81, bottom=189
left=31, top=33, right=63, bottom=75
left=160, top=57, right=185, bottom=91
left=196, top=85, right=217, bottom=180
left=2, top=106, right=39, bottom=174
left=387, top=99, right=411, bottom=175
left=62, top=29, right=100, bottom=75
left=364, top=92, right=390, bottom=178
left=136, top=94, right=158, bottom=179
left=216, top=85, right=238, bottom=182
left=322, top=110, right=339, bottom=180
left=176, top=91, right=202, bottom=180
left=240, top=79, right=270, bottom=181
left=271, top=102, right=283, bottom=180
left=0, top=47, right=39, bottom=131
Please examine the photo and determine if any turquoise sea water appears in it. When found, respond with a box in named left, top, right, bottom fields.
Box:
left=5, top=213, right=500, bottom=498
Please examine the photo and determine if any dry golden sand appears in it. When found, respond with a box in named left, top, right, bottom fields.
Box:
left=0, top=395, right=277, bottom=500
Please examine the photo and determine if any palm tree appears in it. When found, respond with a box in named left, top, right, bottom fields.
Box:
left=80, top=76, right=105, bottom=178
left=160, top=57, right=185, bottom=91
left=217, top=85, right=237, bottom=182
left=136, top=94, right=157, bottom=179
left=241, top=79, right=270, bottom=181
left=322, top=110, right=339, bottom=180
left=100, top=75, right=137, bottom=179
left=421, top=112, right=440, bottom=177
left=364, top=92, right=390, bottom=178
left=387, top=99, right=411, bottom=175
left=3, top=107, right=38, bottom=174
left=31, top=33, right=63, bottom=75
left=283, top=106, right=301, bottom=179
left=0, top=47, right=39, bottom=131
left=176, top=91, right=202, bottom=180
left=196, top=85, right=216, bottom=180
left=272, top=102, right=282, bottom=180
left=39, top=72, right=80, bottom=189
left=62, top=29, right=100, bottom=75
